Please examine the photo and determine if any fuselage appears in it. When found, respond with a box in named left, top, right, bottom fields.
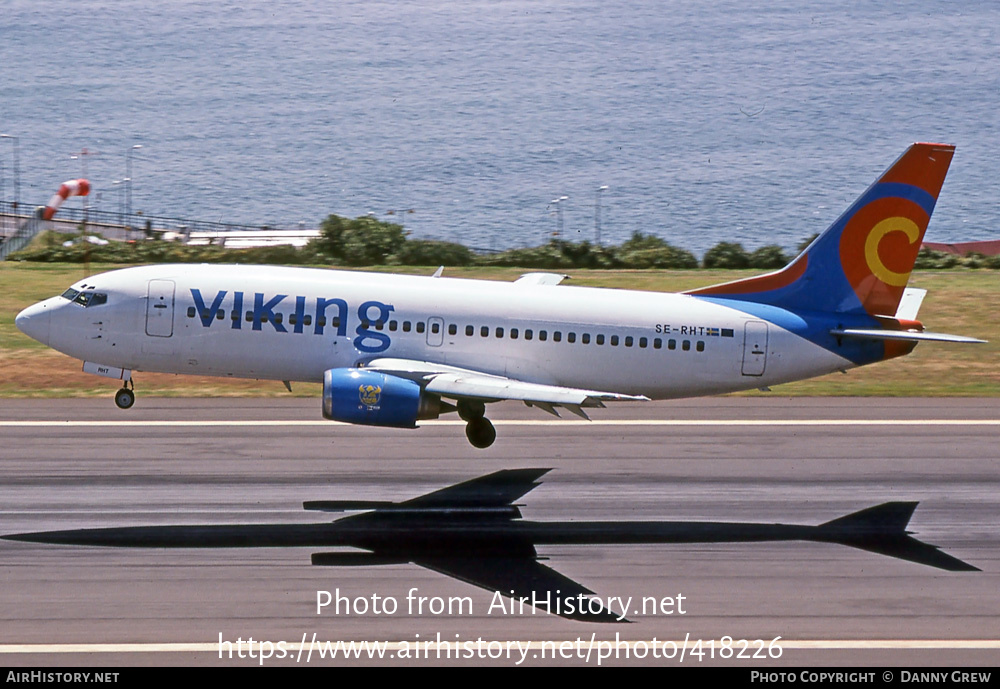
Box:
left=16, top=263, right=861, bottom=399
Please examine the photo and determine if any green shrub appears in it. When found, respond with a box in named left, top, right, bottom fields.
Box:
left=389, top=240, right=474, bottom=266
left=308, top=214, right=406, bottom=265
left=797, top=233, right=820, bottom=253
left=703, top=241, right=750, bottom=269
left=747, top=245, right=789, bottom=269
left=479, top=243, right=575, bottom=269
left=914, top=247, right=961, bottom=269
left=616, top=246, right=698, bottom=269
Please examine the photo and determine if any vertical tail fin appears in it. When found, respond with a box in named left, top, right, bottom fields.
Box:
left=687, top=143, right=955, bottom=317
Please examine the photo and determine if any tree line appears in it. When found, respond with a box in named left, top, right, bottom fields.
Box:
left=10, top=214, right=999, bottom=270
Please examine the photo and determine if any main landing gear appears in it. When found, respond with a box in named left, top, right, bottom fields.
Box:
left=114, top=379, right=135, bottom=410
left=458, top=400, right=496, bottom=449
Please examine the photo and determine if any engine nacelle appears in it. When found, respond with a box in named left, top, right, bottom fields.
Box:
left=322, top=368, right=443, bottom=428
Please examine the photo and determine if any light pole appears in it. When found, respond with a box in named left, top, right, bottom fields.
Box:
left=1, top=134, right=20, bottom=219
left=0, top=143, right=5, bottom=228
left=112, top=180, right=124, bottom=229
left=126, top=144, right=142, bottom=233
left=550, top=196, right=568, bottom=238
left=71, top=148, right=98, bottom=225
left=594, top=185, right=608, bottom=244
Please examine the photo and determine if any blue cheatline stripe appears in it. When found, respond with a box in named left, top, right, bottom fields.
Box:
left=691, top=297, right=886, bottom=366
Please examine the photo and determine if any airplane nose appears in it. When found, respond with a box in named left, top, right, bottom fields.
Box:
left=15, top=302, right=52, bottom=346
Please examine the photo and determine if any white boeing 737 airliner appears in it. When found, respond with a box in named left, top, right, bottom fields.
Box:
left=15, top=144, right=984, bottom=447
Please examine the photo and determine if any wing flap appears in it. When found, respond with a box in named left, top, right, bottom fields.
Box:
left=425, top=372, right=647, bottom=405
left=364, top=357, right=649, bottom=407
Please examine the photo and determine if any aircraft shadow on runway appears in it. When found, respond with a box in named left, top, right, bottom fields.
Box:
left=3, top=468, right=978, bottom=623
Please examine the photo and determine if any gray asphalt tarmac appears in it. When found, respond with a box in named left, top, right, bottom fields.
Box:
left=1, top=397, right=997, bottom=667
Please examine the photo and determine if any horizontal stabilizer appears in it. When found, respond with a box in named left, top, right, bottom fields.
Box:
left=817, top=502, right=979, bottom=572
left=837, top=535, right=980, bottom=572
left=831, top=328, right=986, bottom=344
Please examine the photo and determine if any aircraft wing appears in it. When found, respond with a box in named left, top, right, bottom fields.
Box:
left=364, top=357, right=648, bottom=417
left=400, top=468, right=550, bottom=508
left=413, top=555, right=624, bottom=622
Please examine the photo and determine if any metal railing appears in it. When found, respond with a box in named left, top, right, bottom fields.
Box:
left=0, top=200, right=309, bottom=236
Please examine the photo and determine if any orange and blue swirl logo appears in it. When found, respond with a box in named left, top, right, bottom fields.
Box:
left=359, top=384, right=381, bottom=407
left=838, top=195, right=928, bottom=316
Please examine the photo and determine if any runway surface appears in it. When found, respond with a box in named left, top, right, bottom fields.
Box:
left=1, top=397, right=997, bottom=667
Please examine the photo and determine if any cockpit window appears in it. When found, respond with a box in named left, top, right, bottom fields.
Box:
left=65, top=290, right=108, bottom=307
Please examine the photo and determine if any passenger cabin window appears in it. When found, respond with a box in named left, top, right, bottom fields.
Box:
left=481, top=326, right=489, bottom=337
left=403, top=321, right=412, bottom=332
left=568, top=332, right=576, bottom=343
left=448, top=324, right=457, bottom=336
left=696, top=340, right=705, bottom=352
left=417, top=322, right=426, bottom=334
left=596, top=334, right=605, bottom=345
left=466, top=325, right=474, bottom=336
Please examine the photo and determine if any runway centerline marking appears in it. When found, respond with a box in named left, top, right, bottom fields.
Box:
left=1, top=639, right=998, bottom=654
left=1, top=419, right=999, bottom=428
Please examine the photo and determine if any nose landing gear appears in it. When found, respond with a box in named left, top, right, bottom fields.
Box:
left=114, top=379, right=135, bottom=409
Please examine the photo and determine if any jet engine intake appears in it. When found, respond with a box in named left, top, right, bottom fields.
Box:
left=322, top=368, right=444, bottom=428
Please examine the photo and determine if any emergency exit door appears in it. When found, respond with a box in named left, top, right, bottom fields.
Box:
left=741, top=321, right=768, bottom=376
